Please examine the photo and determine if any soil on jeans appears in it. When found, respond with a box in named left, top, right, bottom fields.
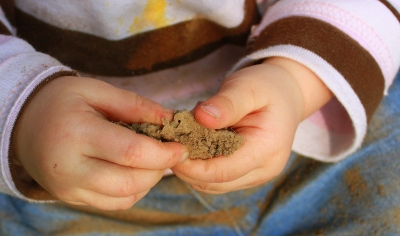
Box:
left=118, top=110, right=244, bottom=159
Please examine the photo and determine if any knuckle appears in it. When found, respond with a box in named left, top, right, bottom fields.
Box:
left=129, top=194, right=140, bottom=205
left=116, top=195, right=140, bottom=210
left=133, top=93, right=151, bottom=109
left=192, top=182, right=211, bottom=192
left=160, top=143, right=182, bottom=167
left=213, top=166, right=230, bottom=183
left=165, top=150, right=179, bottom=167
left=121, top=142, right=142, bottom=167
left=218, top=94, right=236, bottom=118
left=134, top=94, right=145, bottom=107
left=54, top=188, right=79, bottom=203
left=64, top=200, right=86, bottom=206
left=159, top=144, right=174, bottom=166
left=52, top=191, right=68, bottom=201
left=50, top=183, right=71, bottom=196
left=165, top=156, right=174, bottom=167
left=117, top=178, right=136, bottom=196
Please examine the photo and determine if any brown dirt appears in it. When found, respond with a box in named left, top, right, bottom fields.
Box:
left=344, top=167, right=368, bottom=199
left=119, top=110, right=244, bottom=159
left=62, top=204, right=246, bottom=234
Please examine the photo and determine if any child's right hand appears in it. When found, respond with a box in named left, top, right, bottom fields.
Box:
left=12, top=76, right=188, bottom=211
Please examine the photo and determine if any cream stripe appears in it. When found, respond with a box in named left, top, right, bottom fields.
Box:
left=15, top=0, right=246, bottom=40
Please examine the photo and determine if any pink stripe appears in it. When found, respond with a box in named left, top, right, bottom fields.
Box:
left=308, top=97, right=353, bottom=134
left=254, top=1, right=394, bottom=86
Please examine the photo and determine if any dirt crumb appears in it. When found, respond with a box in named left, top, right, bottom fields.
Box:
left=120, top=110, right=244, bottom=159
left=344, top=167, right=368, bottom=199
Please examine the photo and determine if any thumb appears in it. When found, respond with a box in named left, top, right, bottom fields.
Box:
left=194, top=65, right=270, bottom=129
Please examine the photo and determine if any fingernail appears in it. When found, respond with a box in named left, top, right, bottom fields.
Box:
left=180, top=151, right=189, bottom=163
left=201, top=104, right=221, bottom=119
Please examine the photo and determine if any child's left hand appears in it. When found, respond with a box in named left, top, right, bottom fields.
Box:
left=171, top=57, right=332, bottom=193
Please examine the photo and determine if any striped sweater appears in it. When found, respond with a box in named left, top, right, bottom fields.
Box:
left=0, top=0, right=399, bottom=201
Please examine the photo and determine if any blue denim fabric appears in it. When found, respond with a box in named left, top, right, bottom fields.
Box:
left=1, top=72, right=400, bottom=236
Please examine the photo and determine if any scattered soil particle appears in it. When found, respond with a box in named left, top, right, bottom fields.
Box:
left=394, top=208, right=400, bottom=226
left=344, top=167, right=368, bottom=199
left=63, top=204, right=246, bottom=235
left=118, top=110, right=244, bottom=159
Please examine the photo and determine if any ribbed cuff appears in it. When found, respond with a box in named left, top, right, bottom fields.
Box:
left=0, top=51, right=76, bottom=201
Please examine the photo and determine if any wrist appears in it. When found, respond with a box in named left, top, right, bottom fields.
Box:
left=262, top=57, right=333, bottom=120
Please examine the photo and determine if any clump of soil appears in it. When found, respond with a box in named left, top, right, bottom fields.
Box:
left=118, top=110, right=244, bottom=159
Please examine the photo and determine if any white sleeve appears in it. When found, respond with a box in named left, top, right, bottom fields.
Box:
left=0, top=7, right=76, bottom=199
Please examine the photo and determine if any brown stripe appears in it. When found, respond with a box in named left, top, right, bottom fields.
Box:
left=379, top=0, right=400, bottom=23
left=15, top=0, right=259, bottom=76
left=252, top=17, right=385, bottom=123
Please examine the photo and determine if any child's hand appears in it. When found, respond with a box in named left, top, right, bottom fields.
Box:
left=172, top=57, right=332, bottom=193
left=12, top=76, right=188, bottom=210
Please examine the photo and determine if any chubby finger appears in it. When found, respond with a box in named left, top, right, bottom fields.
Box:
left=174, top=164, right=284, bottom=194
left=172, top=126, right=268, bottom=183
left=65, top=189, right=149, bottom=211
left=79, top=157, right=164, bottom=197
left=194, top=64, right=274, bottom=129
left=67, top=76, right=175, bottom=124
left=82, top=116, right=188, bottom=170
left=63, top=200, right=87, bottom=206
